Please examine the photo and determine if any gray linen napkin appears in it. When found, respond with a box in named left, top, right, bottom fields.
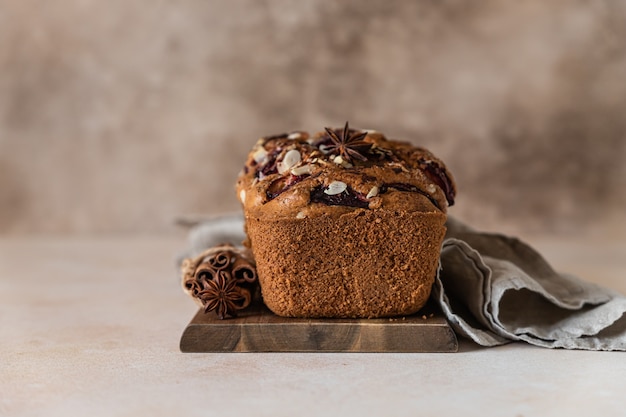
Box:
left=437, top=217, right=626, bottom=350
left=181, top=215, right=626, bottom=351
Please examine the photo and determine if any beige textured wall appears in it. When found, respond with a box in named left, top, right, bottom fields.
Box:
left=1, top=0, right=625, bottom=236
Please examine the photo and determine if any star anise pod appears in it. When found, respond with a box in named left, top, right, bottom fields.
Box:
left=198, top=271, right=251, bottom=319
left=324, top=121, right=370, bottom=163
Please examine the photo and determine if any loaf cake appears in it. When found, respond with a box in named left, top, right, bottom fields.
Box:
left=236, top=122, right=456, bottom=318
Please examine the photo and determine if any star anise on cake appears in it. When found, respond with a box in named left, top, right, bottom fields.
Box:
left=324, top=121, right=370, bottom=163
left=198, top=271, right=251, bottom=319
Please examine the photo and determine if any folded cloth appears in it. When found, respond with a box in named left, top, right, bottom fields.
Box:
left=436, top=217, right=626, bottom=350
left=176, top=213, right=247, bottom=266
left=182, top=215, right=626, bottom=351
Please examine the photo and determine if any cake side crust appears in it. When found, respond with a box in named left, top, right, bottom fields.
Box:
left=246, top=208, right=447, bottom=318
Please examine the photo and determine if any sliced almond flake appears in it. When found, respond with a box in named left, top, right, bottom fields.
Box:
left=295, top=211, right=306, bottom=219
left=389, top=162, right=410, bottom=173
left=239, top=189, right=246, bottom=203
left=288, top=132, right=303, bottom=140
left=366, top=185, right=379, bottom=199
left=252, top=147, right=268, bottom=164
left=290, top=164, right=313, bottom=176
left=332, top=155, right=353, bottom=168
left=324, top=181, right=347, bottom=195
left=277, top=149, right=301, bottom=174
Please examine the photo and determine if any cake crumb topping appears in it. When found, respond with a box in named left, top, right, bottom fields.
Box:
left=237, top=122, right=457, bottom=215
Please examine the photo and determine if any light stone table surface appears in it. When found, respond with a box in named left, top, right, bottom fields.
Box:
left=1, top=235, right=625, bottom=417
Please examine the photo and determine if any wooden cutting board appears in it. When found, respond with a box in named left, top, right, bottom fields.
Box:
left=180, top=301, right=458, bottom=353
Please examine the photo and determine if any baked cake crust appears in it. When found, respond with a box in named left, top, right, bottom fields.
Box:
left=237, top=124, right=456, bottom=318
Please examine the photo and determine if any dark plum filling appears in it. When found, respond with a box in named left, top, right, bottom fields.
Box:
left=307, top=182, right=441, bottom=210
left=418, top=159, right=455, bottom=206
left=266, top=174, right=309, bottom=200
left=256, top=148, right=282, bottom=178
left=309, top=185, right=370, bottom=209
